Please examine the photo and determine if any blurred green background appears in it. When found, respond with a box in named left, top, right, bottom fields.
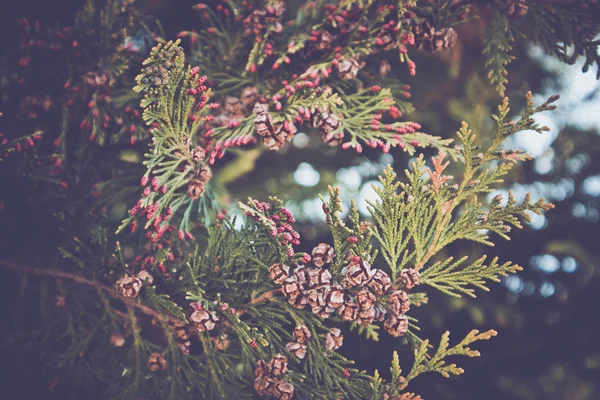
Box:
left=0, top=1, right=599, bottom=399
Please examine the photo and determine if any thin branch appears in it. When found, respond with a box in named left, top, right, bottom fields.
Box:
left=0, top=260, right=176, bottom=325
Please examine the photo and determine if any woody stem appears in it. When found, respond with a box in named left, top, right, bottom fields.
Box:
left=0, top=260, right=175, bottom=324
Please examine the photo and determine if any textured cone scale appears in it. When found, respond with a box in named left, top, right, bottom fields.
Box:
left=286, top=341, right=307, bottom=359
left=255, top=360, right=269, bottom=377
left=315, top=31, right=333, bottom=51
left=311, top=242, right=335, bottom=267
left=269, top=263, right=291, bottom=284
left=281, top=277, right=303, bottom=298
left=308, top=268, right=332, bottom=289
left=269, top=354, right=288, bottom=376
left=412, top=18, right=457, bottom=52
left=324, top=284, right=345, bottom=309
left=325, top=327, right=343, bottom=350
left=356, top=288, right=377, bottom=311
left=376, top=30, right=398, bottom=50
left=254, top=111, right=274, bottom=137
left=136, top=270, right=153, bottom=285
left=148, top=352, right=167, bottom=371
left=368, top=269, right=392, bottom=295
left=507, top=0, right=529, bottom=18
left=197, top=166, right=212, bottom=183
left=358, top=308, right=376, bottom=326
left=240, top=86, right=259, bottom=108
left=345, top=258, right=373, bottom=287
left=189, top=309, right=219, bottom=332
left=191, top=146, right=206, bottom=162
left=388, top=290, right=411, bottom=315
left=339, top=297, right=359, bottom=321
left=253, top=103, right=268, bottom=115
left=399, top=268, right=420, bottom=289
left=294, top=266, right=313, bottom=286
left=213, top=333, right=230, bottom=351
left=55, top=295, right=67, bottom=308
left=319, top=113, right=341, bottom=135
left=115, top=275, right=143, bottom=298
left=186, top=179, right=205, bottom=199
left=173, top=322, right=191, bottom=355
left=224, top=96, right=243, bottom=116
left=293, top=324, right=312, bottom=344
left=384, top=314, right=409, bottom=337
left=110, top=333, right=125, bottom=347
left=273, top=380, right=295, bottom=400
left=337, top=58, right=361, bottom=80
left=288, top=293, right=309, bottom=309
left=373, top=303, right=387, bottom=321
left=254, top=375, right=278, bottom=396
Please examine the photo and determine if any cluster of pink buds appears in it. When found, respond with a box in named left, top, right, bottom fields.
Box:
left=186, top=69, right=209, bottom=122
left=271, top=241, right=421, bottom=338
left=0, top=132, right=43, bottom=160
left=254, top=355, right=295, bottom=399
left=244, top=199, right=301, bottom=259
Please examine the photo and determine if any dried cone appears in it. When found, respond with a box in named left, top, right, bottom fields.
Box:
left=376, top=30, right=398, bottom=50
left=273, top=380, right=295, bottom=400
left=197, top=166, right=212, bottom=183
left=281, top=277, right=303, bottom=298
left=55, top=295, right=67, bottom=308
left=187, top=179, right=205, bottom=199
left=345, top=258, right=373, bottom=287
left=191, top=146, right=206, bottom=162
left=254, top=111, right=274, bottom=137
left=255, top=359, right=269, bottom=377
left=373, top=303, right=387, bottom=321
left=286, top=341, right=308, bottom=359
left=288, top=293, right=309, bottom=309
left=399, top=268, right=420, bottom=289
left=173, top=322, right=191, bottom=355
left=412, top=18, right=457, bottom=52
left=240, top=86, right=260, bottom=108
left=388, top=290, right=411, bottom=315
left=356, top=288, right=377, bottom=311
left=339, top=296, right=359, bottom=321
left=506, top=0, right=529, bottom=18
left=189, top=309, right=219, bottom=332
left=308, top=268, right=332, bottom=289
left=315, top=31, right=333, bottom=51
left=384, top=314, right=409, bottom=337
left=380, top=60, right=391, bottom=77
left=269, top=354, right=289, bottom=376
left=110, top=333, right=125, bottom=347
left=269, top=263, right=291, bottom=284
left=115, top=275, right=143, bottom=298
left=294, top=266, right=311, bottom=286
left=136, top=270, right=153, bottom=284
left=224, top=96, right=243, bottom=117
left=213, top=333, right=230, bottom=351
left=293, top=324, right=312, bottom=344
left=311, top=243, right=335, bottom=267
left=323, top=284, right=345, bottom=309
left=148, top=352, right=167, bottom=371
left=254, top=375, right=278, bottom=396
left=368, top=269, right=392, bottom=295
left=325, top=327, right=343, bottom=350
left=307, top=289, right=324, bottom=309
left=357, top=308, right=376, bottom=326
left=337, top=58, right=361, bottom=80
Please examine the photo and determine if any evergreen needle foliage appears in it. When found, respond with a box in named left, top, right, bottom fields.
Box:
left=0, top=0, right=588, bottom=399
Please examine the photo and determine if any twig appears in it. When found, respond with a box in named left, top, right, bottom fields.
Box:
left=0, top=260, right=176, bottom=325
left=0, top=260, right=282, bottom=321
